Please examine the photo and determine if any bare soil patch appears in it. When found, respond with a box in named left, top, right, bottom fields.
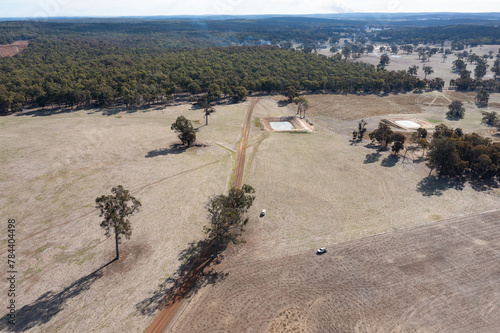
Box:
left=233, top=97, right=259, bottom=189
left=0, top=40, right=29, bottom=57
left=172, top=210, right=500, bottom=332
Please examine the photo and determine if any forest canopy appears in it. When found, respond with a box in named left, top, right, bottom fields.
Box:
left=1, top=17, right=499, bottom=112
left=0, top=39, right=425, bottom=112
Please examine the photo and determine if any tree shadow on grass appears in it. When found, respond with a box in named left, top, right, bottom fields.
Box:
left=381, top=154, right=399, bottom=167
left=0, top=259, right=115, bottom=332
left=412, top=155, right=426, bottom=164
left=15, top=107, right=77, bottom=117
left=364, top=142, right=383, bottom=150
left=95, top=106, right=143, bottom=116
left=145, top=143, right=207, bottom=158
left=363, top=152, right=381, bottom=164
left=135, top=239, right=227, bottom=317
left=468, top=176, right=499, bottom=192
left=349, top=138, right=364, bottom=146
left=194, top=124, right=206, bottom=132
left=416, top=176, right=465, bottom=196
left=277, top=99, right=291, bottom=107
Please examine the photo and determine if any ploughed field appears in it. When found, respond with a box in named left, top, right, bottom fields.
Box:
left=172, top=210, right=500, bottom=333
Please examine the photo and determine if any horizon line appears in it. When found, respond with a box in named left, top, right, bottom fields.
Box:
left=1, top=11, right=500, bottom=20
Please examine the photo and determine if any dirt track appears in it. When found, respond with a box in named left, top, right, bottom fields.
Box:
left=233, top=97, right=259, bottom=189
left=3, top=93, right=500, bottom=332
left=144, top=97, right=259, bottom=333
left=172, top=210, right=500, bottom=332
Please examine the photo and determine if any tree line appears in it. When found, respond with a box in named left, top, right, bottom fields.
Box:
left=370, top=25, right=500, bottom=46
left=0, top=39, right=428, bottom=113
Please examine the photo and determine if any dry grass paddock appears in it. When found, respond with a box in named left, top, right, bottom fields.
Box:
left=0, top=102, right=249, bottom=332
left=172, top=96, right=500, bottom=332
left=1, top=90, right=500, bottom=332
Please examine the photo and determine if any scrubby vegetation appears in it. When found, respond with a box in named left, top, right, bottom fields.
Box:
left=370, top=25, right=500, bottom=46
left=427, top=124, right=500, bottom=179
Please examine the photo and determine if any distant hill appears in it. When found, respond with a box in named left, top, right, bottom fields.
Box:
left=1, top=12, right=500, bottom=26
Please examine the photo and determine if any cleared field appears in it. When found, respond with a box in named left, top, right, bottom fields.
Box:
left=2, top=92, right=500, bottom=332
left=0, top=102, right=249, bottom=332
left=286, top=91, right=500, bottom=141
left=299, top=90, right=500, bottom=121
left=292, top=92, right=425, bottom=120
left=346, top=44, right=500, bottom=88
left=0, top=40, right=29, bottom=57
left=172, top=210, right=500, bottom=332
left=228, top=97, right=500, bottom=263
left=170, top=96, right=500, bottom=332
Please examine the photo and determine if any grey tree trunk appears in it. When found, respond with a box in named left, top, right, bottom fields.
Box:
left=115, top=232, right=120, bottom=259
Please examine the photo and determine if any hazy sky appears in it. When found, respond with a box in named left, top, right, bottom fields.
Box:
left=1, top=0, right=499, bottom=18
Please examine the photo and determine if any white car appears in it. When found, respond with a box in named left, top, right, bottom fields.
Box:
left=260, top=209, right=266, bottom=217
left=316, top=247, right=327, bottom=255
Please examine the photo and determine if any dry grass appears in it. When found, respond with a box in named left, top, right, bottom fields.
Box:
left=0, top=102, right=250, bottom=332
left=228, top=98, right=500, bottom=262
left=172, top=97, right=500, bottom=332
left=2, top=91, right=500, bottom=332
left=303, top=93, right=423, bottom=120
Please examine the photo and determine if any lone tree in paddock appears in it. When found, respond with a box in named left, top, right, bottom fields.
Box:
left=293, top=96, right=310, bottom=119
left=446, top=101, right=465, bottom=119
left=171, top=116, right=196, bottom=146
left=352, top=119, right=367, bottom=141
left=204, top=184, right=255, bottom=258
left=482, top=111, right=498, bottom=126
left=408, top=65, right=419, bottom=76
left=378, top=53, right=390, bottom=69
left=95, top=185, right=141, bottom=260
left=423, top=65, right=434, bottom=79
left=203, top=105, right=216, bottom=125
left=476, top=89, right=490, bottom=107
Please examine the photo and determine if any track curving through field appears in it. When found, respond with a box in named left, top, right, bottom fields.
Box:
left=144, top=97, right=260, bottom=333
